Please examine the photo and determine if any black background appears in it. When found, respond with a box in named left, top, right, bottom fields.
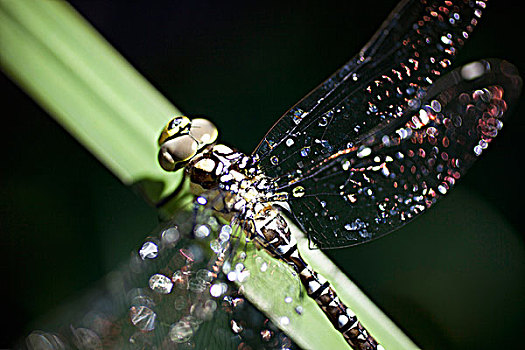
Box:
left=2, top=1, right=524, bottom=349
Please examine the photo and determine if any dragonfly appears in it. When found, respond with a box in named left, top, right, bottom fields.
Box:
left=151, top=0, right=523, bottom=348
left=20, top=0, right=521, bottom=349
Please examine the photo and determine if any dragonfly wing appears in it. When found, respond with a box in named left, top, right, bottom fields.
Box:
left=254, top=0, right=488, bottom=177
left=283, top=59, right=521, bottom=248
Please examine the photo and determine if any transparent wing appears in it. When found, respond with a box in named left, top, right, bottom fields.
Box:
left=280, top=59, right=521, bottom=248
left=254, top=0, right=487, bottom=176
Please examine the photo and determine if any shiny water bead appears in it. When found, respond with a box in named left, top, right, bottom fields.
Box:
left=230, top=319, right=243, bottom=334
left=206, top=216, right=219, bottom=230
left=237, top=269, right=250, bottom=283
left=172, top=270, right=188, bottom=288
left=193, top=224, right=210, bottom=238
left=148, top=273, right=173, bottom=294
left=196, top=269, right=214, bottom=282
left=169, top=320, right=195, bottom=343
left=161, top=227, right=180, bottom=247
left=279, top=316, right=290, bottom=326
left=227, top=271, right=238, bottom=282
left=234, top=262, right=250, bottom=283
left=189, top=276, right=208, bottom=293
left=26, top=331, right=66, bottom=350
left=129, top=305, right=157, bottom=332
left=138, top=241, right=158, bottom=260
left=210, top=282, right=228, bottom=297
left=292, top=186, right=305, bottom=198
left=220, top=224, right=232, bottom=237
left=196, top=196, right=207, bottom=205
left=260, top=329, right=273, bottom=341
left=210, top=239, right=224, bottom=253
left=69, top=326, right=102, bottom=350
left=191, top=300, right=217, bottom=321
left=300, top=147, right=310, bottom=157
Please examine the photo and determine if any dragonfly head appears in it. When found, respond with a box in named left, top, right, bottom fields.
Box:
left=158, top=116, right=218, bottom=172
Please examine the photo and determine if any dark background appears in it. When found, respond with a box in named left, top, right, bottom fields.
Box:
left=2, top=1, right=524, bottom=349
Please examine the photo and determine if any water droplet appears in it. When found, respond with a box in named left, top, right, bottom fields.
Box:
left=206, top=216, right=219, bottom=230
left=139, top=242, right=158, bottom=260
left=279, top=316, right=290, bottom=326
left=26, top=331, right=65, bottom=350
left=227, top=271, right=237, bottom=281
left=169, top=321, right=194, bottom=343
left=408, top=98, right=421, bottom=109
left=431, top=100, right=442, bottom=112
left=474, top=145, right=483, bottom=156
left=231, top=320, right=243, bottom=334
left=341, top=159, right=351, bottom=171
left=194, top=224, right=210, bottom=239
left=357, top=147, right=371, bottom=158
left=440, top=35, right=452, bottom=45
left=196, top=269, right=214, bottom=282
left=196, top=196, right=207, bottom=205
left=237, top=269, right=250, bottom=283
left=70, top=327, right=102, bottom=350
left=261, top=329, right=273, bottom=341
left=210, top=239, right=222, bottom=253
left=359, top=230, right=372, bottom=239
left=318, top=116, right=328, bottom=127
left=292, top=186, right=306, bottom=198
left=286, top=138, right=294, bottom=147
left=219, top=228, right=230, bottom=243
left=210, top=282, right=228, bottom=297
left=238, top=251, right=247, bottom=260
left=270, top=156, right=279, bottom=165
left=300, top=147, right=310, bottom=157
left=149, top=274, right=173, bottom=294
left=130, top=306, right=157, bottom=332
left=284, top=296, right=293, bottom=304
left=189, top=277, right=207, bottom=293
left=161, top=227, right=180, bottom=247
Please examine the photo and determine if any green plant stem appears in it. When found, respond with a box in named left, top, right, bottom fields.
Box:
left=0, top=0, right=181, bottom=203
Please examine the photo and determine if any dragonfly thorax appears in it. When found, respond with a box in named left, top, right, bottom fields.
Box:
left=186, top=144, right=273, bottom=208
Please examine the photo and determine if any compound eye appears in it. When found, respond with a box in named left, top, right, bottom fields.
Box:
left=158, top=116, right=192, bottom=145
left=158, top=134, right=198, bottom=171
left=190, top=118, right=218, bottom=146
